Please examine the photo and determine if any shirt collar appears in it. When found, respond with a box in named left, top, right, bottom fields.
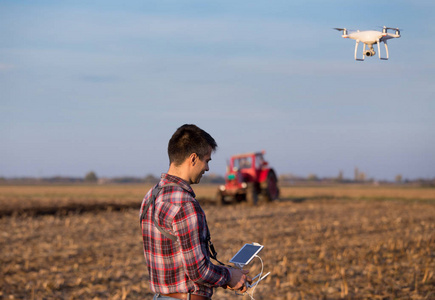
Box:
left=159, top=173, right=196, bottom=198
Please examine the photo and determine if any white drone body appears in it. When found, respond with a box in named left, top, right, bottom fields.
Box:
left=334, top=26, right=401, bottom=61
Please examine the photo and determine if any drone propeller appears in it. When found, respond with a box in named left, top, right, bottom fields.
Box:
left=379, top=26, right=403, bottom=32
left=333, top=27, right=358, bottom=33
left=385, top=27, right=402, bottom=31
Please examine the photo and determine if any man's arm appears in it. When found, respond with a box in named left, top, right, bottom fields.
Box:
left=174, top=200, right=230, bottom=287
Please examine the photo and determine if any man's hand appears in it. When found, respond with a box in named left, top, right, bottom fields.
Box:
left=225, top=268, right=252, bottom=293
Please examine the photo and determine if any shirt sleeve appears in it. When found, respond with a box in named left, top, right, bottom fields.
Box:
left=173, top=200, right=230, bottom=287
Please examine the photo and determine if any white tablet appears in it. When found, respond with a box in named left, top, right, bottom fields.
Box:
left=229, top=243, right=264, bottom=267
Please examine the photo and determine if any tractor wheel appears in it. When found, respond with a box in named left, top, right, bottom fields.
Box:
left=246, top=183, right=258, bottom=206
left=235, top=193, right=245, bottom=203
left=262, top=171, right=279, bottom=202
left=214, top=190, right=227, bottom=206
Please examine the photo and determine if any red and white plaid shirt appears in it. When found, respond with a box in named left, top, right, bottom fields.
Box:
left=140, top=173, right=230, bottom=298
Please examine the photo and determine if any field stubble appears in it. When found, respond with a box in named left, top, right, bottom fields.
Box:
left=1, top=184, right=434, bottom=299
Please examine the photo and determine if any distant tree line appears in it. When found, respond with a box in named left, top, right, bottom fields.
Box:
left=1, top=170, right=434, bottom=187
left=0, top=171, right=227, bottom=185
left=278, top=169, right=435, bottom=187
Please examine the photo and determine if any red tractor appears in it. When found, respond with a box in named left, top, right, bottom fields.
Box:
left=215, top=151, right=279, bottom=205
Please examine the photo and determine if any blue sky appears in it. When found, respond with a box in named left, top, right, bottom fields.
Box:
left=1, top=0, right=434, bottom=181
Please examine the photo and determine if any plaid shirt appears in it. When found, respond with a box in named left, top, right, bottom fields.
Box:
left=140, top=173, right=230, bottom=298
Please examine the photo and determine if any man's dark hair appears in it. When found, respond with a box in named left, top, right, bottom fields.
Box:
left=168, top=124, right=217, bottom=166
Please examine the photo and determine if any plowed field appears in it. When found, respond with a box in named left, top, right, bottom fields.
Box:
left=1, top=184, right=434, bottom=299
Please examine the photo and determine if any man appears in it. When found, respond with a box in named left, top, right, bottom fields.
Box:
left=140, top=124, right=251, bottom=300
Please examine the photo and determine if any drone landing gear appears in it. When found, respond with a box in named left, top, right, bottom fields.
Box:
left=354, top=41, right=374, bottom=61
left=378, top=39, right=389, bottom=60
left=354, top=40, right=364, bottom=61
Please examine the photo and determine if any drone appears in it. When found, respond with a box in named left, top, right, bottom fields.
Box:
left=334, top=26, right=401, bottom=61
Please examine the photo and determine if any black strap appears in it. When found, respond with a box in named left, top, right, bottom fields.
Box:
left=140, top=183, right=179, bottom=242
left=140, top=183, right=227, bottom=265
left=208, top=239, right=227, bottom=266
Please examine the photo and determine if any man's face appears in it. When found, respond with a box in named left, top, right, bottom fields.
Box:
left=190, top=147, right=212, bottom=184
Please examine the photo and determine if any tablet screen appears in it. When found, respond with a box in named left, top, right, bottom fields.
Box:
left=229, top=244, right=263, bottom=265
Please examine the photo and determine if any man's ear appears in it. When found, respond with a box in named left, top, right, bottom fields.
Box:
left=190, top=153, right=198, bottom=166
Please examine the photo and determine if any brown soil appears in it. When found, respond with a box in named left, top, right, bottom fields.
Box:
left=1, top=186, right=434, bottom=299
